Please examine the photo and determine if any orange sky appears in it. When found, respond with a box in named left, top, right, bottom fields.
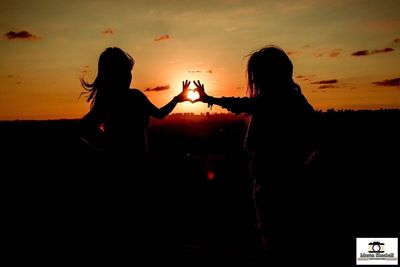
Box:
left=0, top=0, right=399, bottom=120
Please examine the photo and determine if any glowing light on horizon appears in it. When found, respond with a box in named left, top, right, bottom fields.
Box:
left=187, top=90, right=200, bottom=102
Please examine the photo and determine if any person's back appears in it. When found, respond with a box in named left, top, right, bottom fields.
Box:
left=99, top=89, right=153, bottom=158
left=193, top=45, right=320, bottom=263
left=244, top=88, right=316, bottom=171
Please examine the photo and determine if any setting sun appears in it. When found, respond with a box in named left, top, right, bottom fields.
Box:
left=187, top=90, right=200, bottom=102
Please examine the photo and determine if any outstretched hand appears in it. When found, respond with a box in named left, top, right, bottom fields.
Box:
left=174, top=80, right=191, bottom=102
left=175, top=79, right=209, bottom=103
left=193, top=80, right=209, bottom=103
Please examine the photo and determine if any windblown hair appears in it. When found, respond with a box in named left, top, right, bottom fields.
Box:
left=80, top=47, right=134, bottom=109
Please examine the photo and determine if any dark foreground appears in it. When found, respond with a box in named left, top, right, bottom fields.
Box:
left=1, top=110, right=399, bottom=265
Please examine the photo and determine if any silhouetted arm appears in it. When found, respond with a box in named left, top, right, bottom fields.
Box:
left=194, top=80, right=261, bottom=114
left=206, top=96, right=262, bottom=114
left=150, top=97, right=179, bottom=119
left=145, top=80, right=191, bottom=119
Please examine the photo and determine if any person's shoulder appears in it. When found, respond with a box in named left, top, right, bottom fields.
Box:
left=128, top=88, right=149, bottom=99
left=127, top=89, right=151, bottom=106
left=128, top=88, right=145, bottom=96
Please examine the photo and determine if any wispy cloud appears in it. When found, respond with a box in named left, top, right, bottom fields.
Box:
left=154, top=34, right=170, bottom=42
left=296, top=74, right=315, bottom=81
left=288, top=45, right=341, bottom=58
left=318, top=85, right=339, bottom=89
left=7, top=74, right=20, bottom=79
left=351, top=48, right=394, bottom=56
left=315, top=48, right=342, bottom=58
left=5, top=30, right=40, bottom=40
left=311, top=79, right=338, bottom=84
left=372, top=78, right=400, bottom=87
left=329, top=48, right=342, bottom=58
left=187, top=69, right=213, bottom=74
left=102, top=28, right=115, bottom=35
left=351, top=50, right=369, bottom=56
left=287, top=50, right=301, bottom=56
left=144, top=85, right=170, bottom=92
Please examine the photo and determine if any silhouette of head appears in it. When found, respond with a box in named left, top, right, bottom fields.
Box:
left=81, top=47, right=134, bottom=105
left=247, top=46, right=294, bottom=97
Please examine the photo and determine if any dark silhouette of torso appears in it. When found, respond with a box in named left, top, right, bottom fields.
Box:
left=81, top=89, right=158, bottom=163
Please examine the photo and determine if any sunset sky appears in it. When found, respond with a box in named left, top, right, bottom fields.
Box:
left=0, top=0, right=399, bottom=120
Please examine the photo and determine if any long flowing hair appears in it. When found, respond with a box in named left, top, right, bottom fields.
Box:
left=246, top=45, right=301, bottom=98
left=80, top=47, right=134, bottom=113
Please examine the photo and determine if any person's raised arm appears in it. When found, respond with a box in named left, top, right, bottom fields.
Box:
left=150, top=80, right=191, bottom=119
left=194, top=80, right=259, bottom=114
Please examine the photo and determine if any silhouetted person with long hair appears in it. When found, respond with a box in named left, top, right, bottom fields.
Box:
left=78, top=47, right=189, bottom=261
left=194, top=45, right=318, bottom=263
left=80, top=47, right=189, bottom=164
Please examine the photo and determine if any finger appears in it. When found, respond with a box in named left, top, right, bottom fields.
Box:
left=197, top=80, right=203, bottom=89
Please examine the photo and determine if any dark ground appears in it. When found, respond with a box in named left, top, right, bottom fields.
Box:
left=1, top=110, right=399, bottom=265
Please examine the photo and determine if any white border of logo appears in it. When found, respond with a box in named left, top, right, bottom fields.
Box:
left=356, top=238, right=398, bottom=265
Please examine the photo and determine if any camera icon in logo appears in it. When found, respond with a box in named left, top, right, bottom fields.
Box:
left=368, top=241, right=385, bottom=253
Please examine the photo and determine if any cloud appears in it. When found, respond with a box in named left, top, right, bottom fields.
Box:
left=5, top=30, right=40, bottom=40
left=318, top=85, right=338, bottom=89
left=315, top=48, right=342, bottom=58
left=144, top=85, right=170, bottom=92
left=102, top=28, right=115, bottom=35
left=351, top=48, right=394, bottom=56
left=296, top=74, right=315, bottom=81
left=7, top=74, right=20, bottom=78
left=288, top=46, right=341, bottom=58
left=351, top=50, right=369, bottom=56
left=287, top=50, right=301, bottom=56
left=394, top=38, right=400, bottom=43
left=371, top=48, right=394, bottom=54
left=311, top=79, right=338, bottom=84
left=329, top=48, right=342, bottom=58
left=154, top=34, right=170, bottom=42
left=372, top=78, right=400, bottom=87
left=187, top=69, right=213, bottom=74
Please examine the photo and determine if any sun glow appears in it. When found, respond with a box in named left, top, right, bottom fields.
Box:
left=187, top=90, right=200, bottom=102
left=163, top=72, right=217, bottom=114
